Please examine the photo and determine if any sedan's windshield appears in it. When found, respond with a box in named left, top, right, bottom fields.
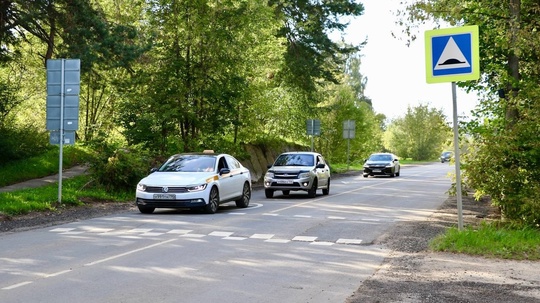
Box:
left=274, top=154, right=314, bottom=166
left=159, top=155, right=216, bottom=172
left=369, top=154, right=393, bottom=161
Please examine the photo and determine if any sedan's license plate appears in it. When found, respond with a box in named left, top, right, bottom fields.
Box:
left=372, top=169, right=381, bottom=172
left=277, top=180, right=294, bottom=184
left=153, top=194, right=175, bottom=200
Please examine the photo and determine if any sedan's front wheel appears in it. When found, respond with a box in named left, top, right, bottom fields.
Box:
left=138, top=205, right=155, bottom=214
left=235, top=182, right=251, bottom=208
left=204, top=186, right=219, bottom=214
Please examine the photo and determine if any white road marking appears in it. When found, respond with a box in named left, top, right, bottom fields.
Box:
left=223, top=237, right=247, bottom=241
left=181, top=233, right=206, bottom=238
left=336, top=239, right=363, bottom=245
left=209, top=231, right=234, bottom=237
left=250, top=234, right=274, bottom=240
left=46, top=270, right=71, bottom=277
left=292, top=236, right=317, bottom=242
left=84, top=239, right=176, bottom=266
left=265, top=239, right=290, bottom=243
left=2, top=281, right=33, bottom=290
left=49, top=228, right=75, bottom=232
left=328, top=216, right=346, bottom=220
left=167, top=229, right=193, bottom=234
left=310, top=241, right=334, bottom=246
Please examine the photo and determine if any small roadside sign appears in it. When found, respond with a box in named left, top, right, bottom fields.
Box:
left=425, top=25, right=479, bottom=83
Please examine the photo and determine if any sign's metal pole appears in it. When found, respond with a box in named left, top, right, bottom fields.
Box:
left=311, top=120, right=314, bottom=152
left=58, top=59, right=65, bottom=204
left=452, top=82, right=463, bottom=230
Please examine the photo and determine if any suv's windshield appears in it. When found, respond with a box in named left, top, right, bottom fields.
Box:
left=274, top=154, right=314, bottom=166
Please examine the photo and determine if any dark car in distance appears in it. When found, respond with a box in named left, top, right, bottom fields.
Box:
left=440, top=151, right=453, bottom=163
left=363, top=153, right=400, bottom=178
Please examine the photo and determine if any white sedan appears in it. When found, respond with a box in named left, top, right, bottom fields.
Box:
left=136, top=152, right=251, bottom=214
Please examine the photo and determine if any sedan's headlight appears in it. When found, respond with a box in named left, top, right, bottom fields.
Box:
left=385, top=163, right=393, bottom=167
left=187, top=184, right=207, bottom=192
left=137, top=183, right=147, bottom=191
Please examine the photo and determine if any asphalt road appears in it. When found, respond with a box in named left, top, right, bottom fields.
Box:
left=0, top=164, right=454, bottom=303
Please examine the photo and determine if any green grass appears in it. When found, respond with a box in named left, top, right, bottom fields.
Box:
left=430, top=222, right=540, bottom=260
left=330, top=163, right=363, bottom=173
left=0, top=175, right=132, bottom=216
left=0, top=145, right=92, bottom=187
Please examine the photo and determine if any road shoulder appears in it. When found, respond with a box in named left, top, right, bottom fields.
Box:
left=346, top=194, right=540, bottom=303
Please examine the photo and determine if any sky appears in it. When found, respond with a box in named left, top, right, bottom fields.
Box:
left=336, top=0, right=479, bottom=121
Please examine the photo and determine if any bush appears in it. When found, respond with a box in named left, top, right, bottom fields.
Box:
left=0, top=125, right=50, bottom=166
left=86, top=137, right=156, bottom=191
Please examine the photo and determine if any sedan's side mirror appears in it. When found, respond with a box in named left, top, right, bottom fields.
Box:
left=219, top=168, right=231, bottom=175
left=150, top=167, right=158, bottom=173
left=316, top=163, right=325, bottom=169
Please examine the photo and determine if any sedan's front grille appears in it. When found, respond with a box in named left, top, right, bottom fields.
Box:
left=367, top=165, right=386, bottom=169
left=145, top=186, right=188, bottom=193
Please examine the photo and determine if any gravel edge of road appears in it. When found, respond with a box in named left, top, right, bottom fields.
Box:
left=345, top=193, right=540, bottom=303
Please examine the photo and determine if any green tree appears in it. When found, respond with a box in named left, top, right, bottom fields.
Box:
left=119, top=0, right=282, bottom=153
left=385, top=104, right=450, bottom=160
left=400, top=0, right=540, bottom=224
left=269, top=0, right=364, bottom=96
left=317, top=83, right=383, bottom=164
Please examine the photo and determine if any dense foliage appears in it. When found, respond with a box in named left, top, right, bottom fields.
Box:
left=0, top=0, right=453, bottom=191
left=400, top=0, right=540, bottom=225
left=385, top=104, right=450, bottom=161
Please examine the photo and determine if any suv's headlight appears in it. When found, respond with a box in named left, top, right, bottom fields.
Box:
left=265, top=171, right=274, bottom=178
left=298, top=172, right=310, bottom=179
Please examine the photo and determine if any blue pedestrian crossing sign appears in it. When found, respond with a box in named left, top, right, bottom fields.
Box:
left=425, top=25, right=479, bottom=83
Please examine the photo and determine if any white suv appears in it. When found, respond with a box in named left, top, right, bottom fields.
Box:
left=264, top=152, right=331, bottom=198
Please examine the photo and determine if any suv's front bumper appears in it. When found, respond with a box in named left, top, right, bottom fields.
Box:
left=264, top=176, right=313, bottom=190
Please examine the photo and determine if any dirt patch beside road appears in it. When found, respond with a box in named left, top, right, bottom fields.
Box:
left=346, top=194, right=540, bottom=303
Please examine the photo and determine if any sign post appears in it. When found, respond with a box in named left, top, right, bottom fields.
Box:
left=343, top=120, right=355, bottom=170
left=46, top=59, right=81, bottom=203
left=306, top=119, right=321, bottom=151
left=425, top=26, right=479, bottom=230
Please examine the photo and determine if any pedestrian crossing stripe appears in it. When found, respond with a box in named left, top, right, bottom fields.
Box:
left=49, top=227, right=363, bottom=246
left=425, top=25, right=479, bottom=83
